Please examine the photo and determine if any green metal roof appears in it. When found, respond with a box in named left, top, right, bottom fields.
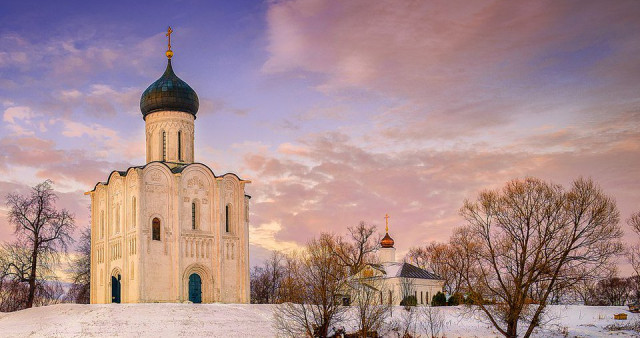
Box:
left=140, top=59, right=199, bottom=119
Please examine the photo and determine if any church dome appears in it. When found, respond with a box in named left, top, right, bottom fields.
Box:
left=381, top=233, right=394, bottom=248
left=140, top=59, right=199, bottom=119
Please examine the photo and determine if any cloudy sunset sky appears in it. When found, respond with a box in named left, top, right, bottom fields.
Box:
left=1, top=0, right=639, bottom=269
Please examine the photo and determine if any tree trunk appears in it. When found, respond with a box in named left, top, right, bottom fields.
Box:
left=26, top=245, right=38, bottom=308
left=506, top=321, right=518, bottom=338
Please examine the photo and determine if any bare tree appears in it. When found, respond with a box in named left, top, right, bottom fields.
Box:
left=279, top=252, right=306, bottom=304
left=251, top=250, right=286, bottom=304
left=629, top=211, right=640, bottom=235
left=274, top=234, right=348, bottom=337
left=66, top=226, right=91, bottom=304
left=420, top=305, right=445, bottom=338
left=0, top=279, right=29, bottom=312
left=389, top=306, right=418, bottom=338
left=596, top=276, right=632, bottom=306
left=331, top=222, right=380, bottom=275
left=406, top=242, right=462, bottom=295
left=0, top=241, right=60, bottom=310
left=626, top=212, right=640, bottom=279
left=349, top=272, right=391, bottom=338
left=629, top=246, right=640, bottom=279
left=5, top=180, right=75, bottom=308
left=452, top=177, right=623, bottom=338
left=250, top=265, right=269, bottom=303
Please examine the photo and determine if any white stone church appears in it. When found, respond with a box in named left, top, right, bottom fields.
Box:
left=87, top=38, right=250, bottom=304
left=346, top=216, right=445, bottom=306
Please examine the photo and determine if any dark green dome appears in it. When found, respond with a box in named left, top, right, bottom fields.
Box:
left=140, top=59, right=199, bottom=119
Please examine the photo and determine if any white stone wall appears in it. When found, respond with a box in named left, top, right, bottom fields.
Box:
left=89, top=161, right=250, bottom=304
left=89, top=170, right=142, bottom=304
left=90, top=107, right=250, bottom=305
left=141, top=164, right=174, bottom=302
left=379, top=247, right=396, bottom=263
left=386, top=277, right=445, bottom=306
left=145, top=111, right=195, bottom=163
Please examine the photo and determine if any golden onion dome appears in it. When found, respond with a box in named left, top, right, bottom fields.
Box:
left=381, top=232, right=395, bottom=248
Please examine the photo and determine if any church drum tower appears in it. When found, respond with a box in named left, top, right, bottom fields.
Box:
left=87, top=28, right=251, bottom=304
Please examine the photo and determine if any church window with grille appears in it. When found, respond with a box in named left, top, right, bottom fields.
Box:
left=225, top=204, right=230, bottom=233
left=162, top=131, right=166, bottom=161
left=178, top=131, right=182, bottom=161
left=152, top=218, right=161, bottom=241
left=191, top=201, right=199, bottom=230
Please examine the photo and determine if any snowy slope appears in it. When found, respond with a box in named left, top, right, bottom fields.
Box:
left=0, top=303, right=637, bottom=337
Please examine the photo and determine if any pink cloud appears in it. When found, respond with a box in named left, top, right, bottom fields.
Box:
left=263, top=1, right=640, bottom=141
left=244, top=120, right=640, bottom=266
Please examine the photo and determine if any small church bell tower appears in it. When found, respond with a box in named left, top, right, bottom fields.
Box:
left=379, top=213, right=396, bottom=263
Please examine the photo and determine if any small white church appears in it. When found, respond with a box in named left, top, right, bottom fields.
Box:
left=87, top=29, right=250, bottom=304
left=347, top=215, right=444, bottom=306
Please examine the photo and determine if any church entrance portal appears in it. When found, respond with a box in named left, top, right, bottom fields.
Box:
left=111, top=275, right=121, bottom=303
left=188, top=273, right=202, bottom=303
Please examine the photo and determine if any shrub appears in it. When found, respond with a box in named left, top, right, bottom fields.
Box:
left=464, top=294, right=475, bottom=305
left=448, top=292, right=464, bottom=306
left=400, top=295, right=417, bottom=307
left=431, top=292, right=447, bottom=306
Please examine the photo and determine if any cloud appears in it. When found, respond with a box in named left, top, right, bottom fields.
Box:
left=2, top=105, right=41, bottom=136
left=263, top=1, right=640, bottom=141
left=0, top=29, right=165, bottom=83
left=0, top=135, right=132, bottom=191
left=243, top=113, right=640, bottom=257
left=3, top=105, right=35, bottom=123
left=249, top=220, right=301, bottom=252
left=60, top=119, right=119, bottom=139
left=198, top=98, right=250, bottom=117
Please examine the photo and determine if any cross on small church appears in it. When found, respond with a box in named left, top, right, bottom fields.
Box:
left=384, top=213, right=390, bottom=233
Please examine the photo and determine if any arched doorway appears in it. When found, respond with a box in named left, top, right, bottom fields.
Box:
left=111, top=274, right=121, bottom=303
left=188, top=273, right=202, bottom=303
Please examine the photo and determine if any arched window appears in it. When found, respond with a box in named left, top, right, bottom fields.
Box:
left=191, top=201, right=199, bottom=230
left=225, top=204, right=231, bottom=233
left=178, top=131, right=182, bottom=162
left=152, top=218, right=161, bottom=241
left=132, top=197, right=136, bottom=228
left=162, top=131, right=167, bottom=161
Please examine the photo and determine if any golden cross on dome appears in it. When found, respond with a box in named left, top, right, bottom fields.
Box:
left=384, top=213, right=390, bottom=233
left=165, top=26, right=174, bottom=59
left=166, top=26, right=173, bottom=49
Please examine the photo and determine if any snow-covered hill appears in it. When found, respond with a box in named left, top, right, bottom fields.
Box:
left=0, top=303, right=637, bottom=337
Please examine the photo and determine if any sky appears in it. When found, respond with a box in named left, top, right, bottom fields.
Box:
left=0, top=0, right=639, bottom=272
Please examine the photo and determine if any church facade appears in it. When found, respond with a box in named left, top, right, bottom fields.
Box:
left=87, top=36, right=250, bottom=304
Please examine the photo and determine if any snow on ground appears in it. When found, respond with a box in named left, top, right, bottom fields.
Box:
left=0, top=303, right=637, bottom=337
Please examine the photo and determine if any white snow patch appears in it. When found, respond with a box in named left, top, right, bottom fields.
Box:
left=0, top=303, right=637, bottom=337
